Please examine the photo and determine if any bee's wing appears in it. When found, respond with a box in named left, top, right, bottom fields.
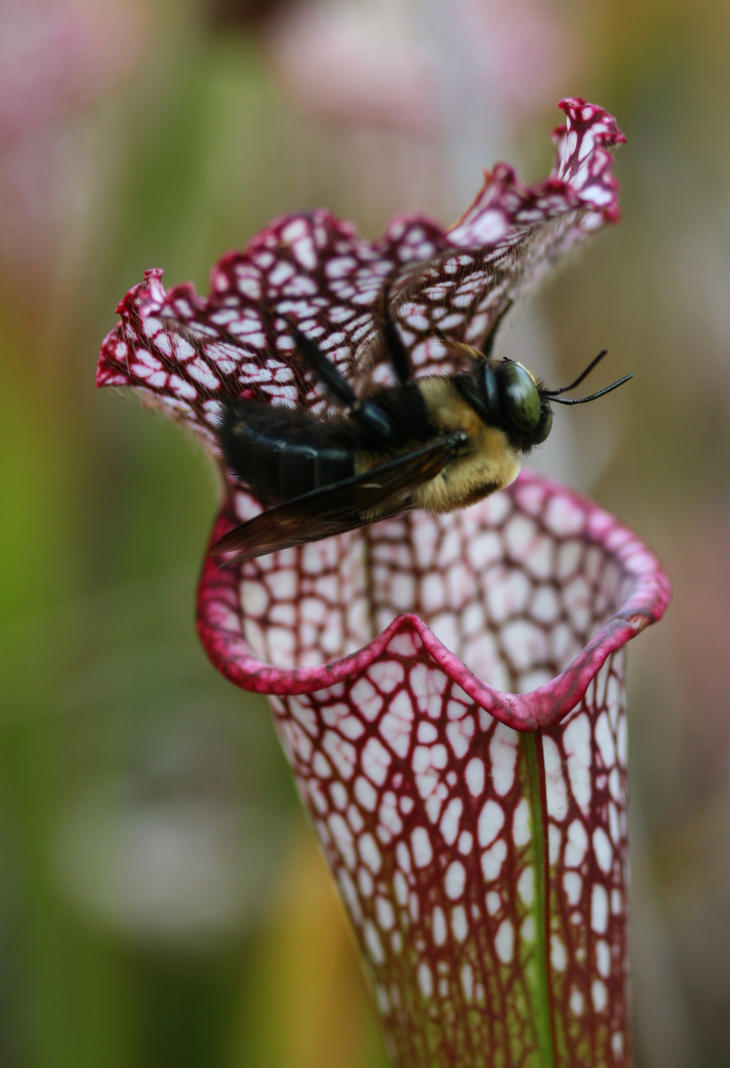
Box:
left=210, top=434, right=464, bottom=562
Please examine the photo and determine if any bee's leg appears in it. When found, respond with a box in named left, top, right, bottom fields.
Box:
left=286, top=320, right=397, bottom=443
left=377, top=284, right=413, bottom=384
left=479, top=299, right=513, bottom=359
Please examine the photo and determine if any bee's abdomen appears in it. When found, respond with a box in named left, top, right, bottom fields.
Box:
left=219, top=400, right=357, bottom=501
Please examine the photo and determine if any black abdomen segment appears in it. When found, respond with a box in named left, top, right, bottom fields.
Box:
left=219, top=399, right=357, bottom=502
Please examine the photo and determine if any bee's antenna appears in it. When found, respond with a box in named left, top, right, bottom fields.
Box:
left=541, top=348, right=632, bottom=405
left=542, top=349, right=609, bottom=396
left=550, top=373, right=633, bottom=405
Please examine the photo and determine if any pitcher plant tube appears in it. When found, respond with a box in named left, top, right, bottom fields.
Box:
left=98, top=99, right=670, bottom=1067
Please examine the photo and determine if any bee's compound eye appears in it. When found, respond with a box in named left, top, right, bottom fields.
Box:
left=532, top=406, right=553, bottom=444
left=501, top=361, right=541, bottom=431
left=480, top=360, right=499, bottom=414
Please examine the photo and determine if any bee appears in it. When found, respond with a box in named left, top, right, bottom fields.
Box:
left=211, top=300, right=631, bottom=562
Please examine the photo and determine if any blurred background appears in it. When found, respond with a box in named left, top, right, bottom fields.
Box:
left=2, top=0, right=728, bottom=1065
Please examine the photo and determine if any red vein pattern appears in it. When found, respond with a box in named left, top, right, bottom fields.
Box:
left=98, top=100, right=670, bottom=1066
left=195, top=476, right=668, bottom=1067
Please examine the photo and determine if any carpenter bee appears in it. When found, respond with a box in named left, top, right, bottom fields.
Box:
left=211, top=301, right=631, bottom=562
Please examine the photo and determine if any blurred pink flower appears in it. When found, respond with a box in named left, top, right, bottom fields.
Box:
left=0, top=0, right=146, bottom=281
left=0, top=0, right=144, bottom=146
left=262, top=0, right=575, bottom=130
left=98, top=100, right=669, bottom=1065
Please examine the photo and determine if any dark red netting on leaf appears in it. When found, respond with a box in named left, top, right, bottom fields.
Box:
left=98, top=99, right=669, bottom=1067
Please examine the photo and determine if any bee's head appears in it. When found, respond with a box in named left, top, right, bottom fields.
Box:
left=458, top=350, right=632, bottom=453
left=492, top=359, right=553, bottom=449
